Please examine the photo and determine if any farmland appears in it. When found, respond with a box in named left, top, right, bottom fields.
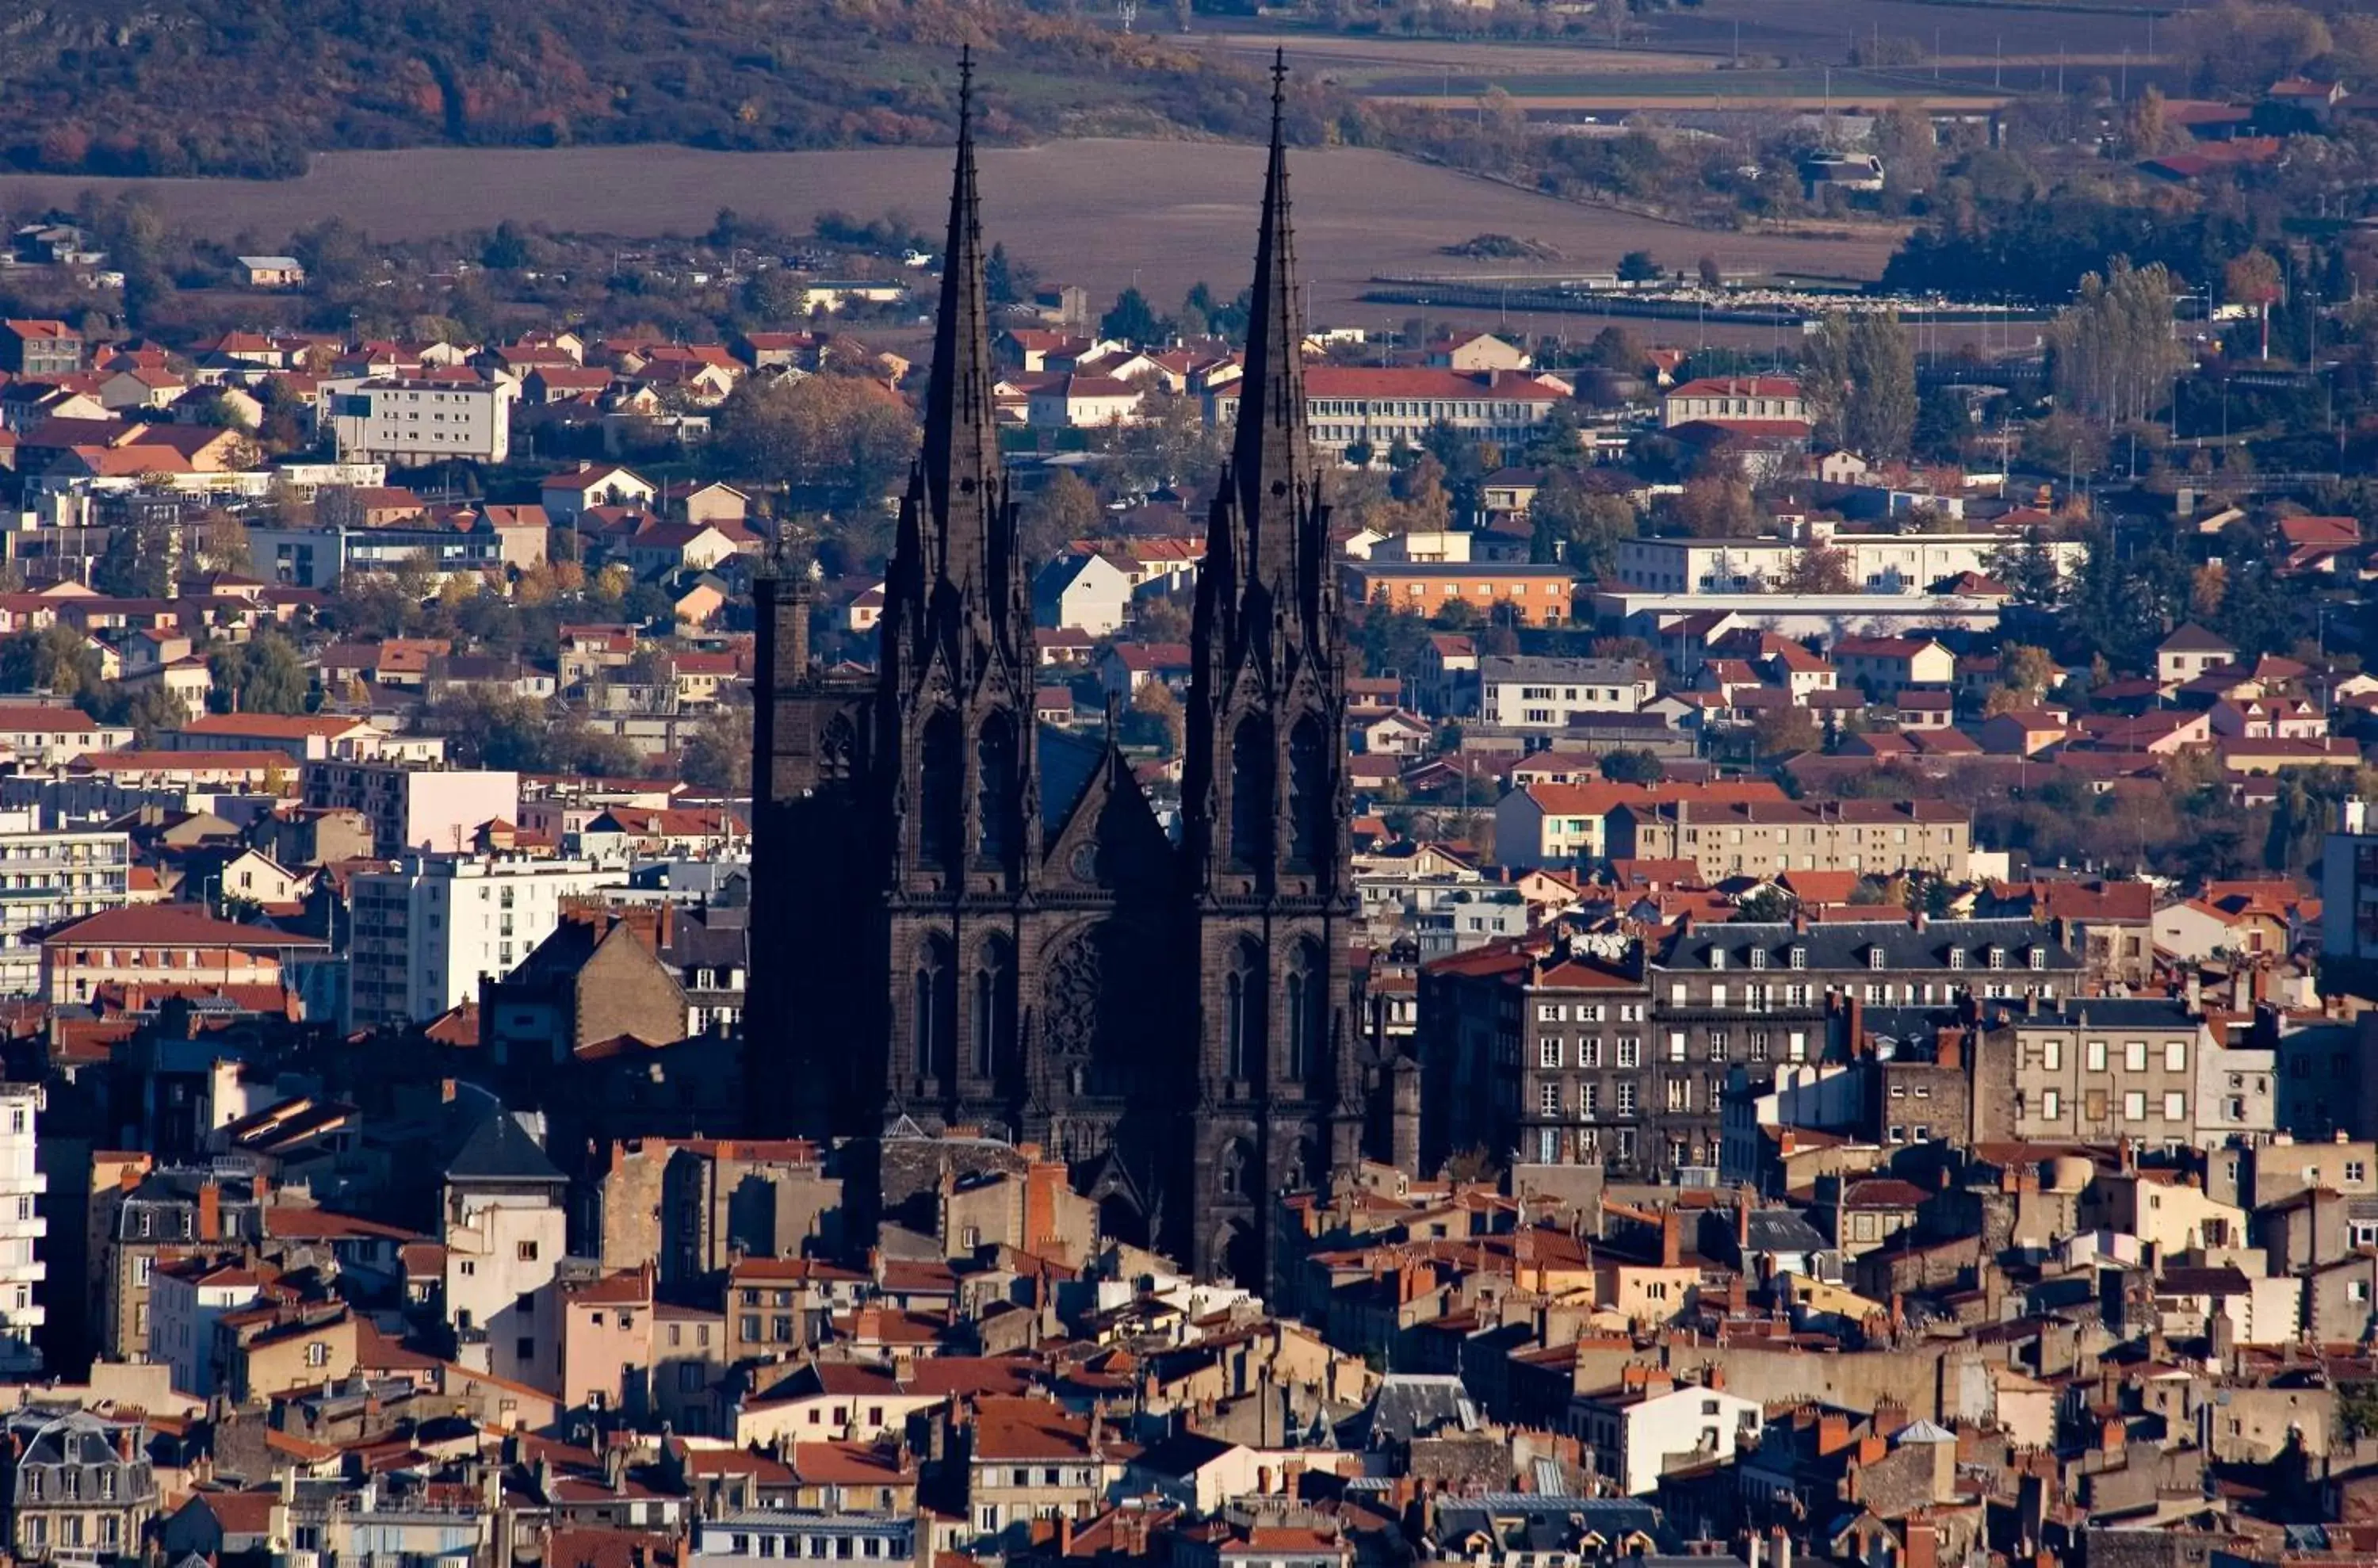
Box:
left=0, top=140, right=1899, bottom=323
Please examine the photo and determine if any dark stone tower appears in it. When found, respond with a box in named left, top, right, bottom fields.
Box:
left=748, top=55, right=1361, bottom=1279
left=874, top=52, right=1045, bottom=1140
left=1179, top=55, right=1358, bottom=1286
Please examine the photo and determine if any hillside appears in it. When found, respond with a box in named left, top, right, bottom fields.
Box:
left=0, top=0, right=1289, bottom=178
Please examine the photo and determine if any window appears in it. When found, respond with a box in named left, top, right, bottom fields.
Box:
left=2124, top=1040, right=2147, bottom=1073
left=1667, top=1031, right=1686, bottom=1063
left=2086, top=1039, right=2107, bottom=1072
left=1868, top=947, right=1885, bottom=970
left=1787, top=1031, right=1807, bottom=1062
left=1948, top=948, right=1966, bottom=970
left=1616, top=1037, right=1640, bottom=1068
left=1615, top=1080, right=1637, bottom=1116
left=1540, top=1082, right=1561, bottom=1115
left=2123, top=1091, right=2147, bottom=1122
left=1749, top=948, right=1768, bottom=970
left=2163, top=1091, right=2187, bottom=1122
left=2350, top=1161, right=2369, bottom=1184
left=2041, top=1089, right=2061, bottom=1120
left=1581, top=1037, right=1602, bottom=1067
left=2164, top=1040, right=2188, bottom=1073
left=306, top=1340, right=330, bottom=1367
left=1709, top=1031, right=1729, bottom=1062
left=1788, top=947, right=1806, bottom=969
left=1581, top=1082, right=1600, bottom=1117
left=517, top=1240, right=540, bottom=1262
left=515, top=1337, right=536, bottom=1362
left=1749, top=1031, right=1769, bottom=1061
left=1539, top=1038, right=1562, bottom=1069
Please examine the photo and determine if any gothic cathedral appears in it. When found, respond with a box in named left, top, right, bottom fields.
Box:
left=748, top=57, right=1363, bottom=1284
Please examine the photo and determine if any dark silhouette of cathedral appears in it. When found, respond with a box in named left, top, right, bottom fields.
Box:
left=747, top=56, right=1363, bottom=1283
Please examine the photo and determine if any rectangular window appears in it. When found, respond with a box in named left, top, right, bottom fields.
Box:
left=2043, top=1038, right=2063, bottom=1072
left=1581, top=1082, right=1600, bottom=1117
left=1539, top=1038, right=1561, bottom=1069
left=2164, top=1040, right=2188, bottom=1073
left=1616, top=1037, right=1640, bottom=1068
left=1709, top=1031, right=1729, bottom=1062
left=1615, top=1080, right=1637, bottom=1116
left=2086, top=1039, right=2107, bottom=1072
left=1667, top=1031, right=1686, bottom=1063
left=2125, top=1041, right=2147, bottom=1073
left=2041, top=1088, right=2061, bottom=1120
left=2164, top=1091, right=2187, bottom=1122
left=2124, top=1090, right=2147, bottom=1122
left=1541, top=1082, right=1561, bottom=1115
left=1581, top=1037, right=1602, bottom=1067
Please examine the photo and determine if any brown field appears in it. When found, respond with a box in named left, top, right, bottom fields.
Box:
left=1192, top=33, right=1723, bottom=78
left=1374, top=92, right=2012, bottom=110
left=0, top=140, right=1898, bottom=320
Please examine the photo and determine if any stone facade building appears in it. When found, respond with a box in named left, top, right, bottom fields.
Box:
left=747, top=64, right=1367, bottom=1282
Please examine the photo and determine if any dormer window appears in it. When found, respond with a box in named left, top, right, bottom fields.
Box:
left=1709, top=948, right=1726, bottom=971
left=1789, top=947, right=1806, bottom=970
left=1988, top=947, right=2006, bottom=970
left=1868, top=947, right=1886, bottom=970
left=1948, top=948, right=1966, bottom=970
left=2028, top=947, right=2047, bottom=971
left=1749, top=948, right=1768, bottom=969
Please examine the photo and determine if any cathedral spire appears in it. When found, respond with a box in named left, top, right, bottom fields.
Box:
left=916, top=46, right=1004, bottom=605
left=1224, top=50, right=1314, bottom=602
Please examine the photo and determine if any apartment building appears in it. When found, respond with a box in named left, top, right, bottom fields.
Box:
left=0, top=812, right=133, bottom=997
left=0, top=1085, right=42, bottom=1375
left=348, top=855, right=625, bottom=1029
left=1610, top=798, right=1973, bottom=883
left=1613, top=532, right=2085, bottom=596
left=320, top=375, right=518, bottom=464
left=300, top=762, right=519, bottom=856
left=1340, top=561, right=1578, bottom=626
left=1991, top=1000, right=2216, bottom=1148
left=1415, top=943, right=1660, bottom=1176
left=1476, top=656, right=1657, bottom=728
left=1213, top=366, right=1568, bottom=465
left=39, top=906, right=324, bottom=1009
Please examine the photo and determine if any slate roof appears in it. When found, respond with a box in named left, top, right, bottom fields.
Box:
left=1361, top=1374, right=1478, bottom=1447
left=1653, top=918, right=2079, bottom=973
left=445, top=1112, right=566, bottom=1186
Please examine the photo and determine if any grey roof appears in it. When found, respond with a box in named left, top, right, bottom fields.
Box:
left=445, top=1112, right=565, bottom=1186
left=1478, top=655, right=1648, bottom=685
left=1433, top=1497, right=1671, bottom=1555
left=1363, top=1373, right=1478, bottom=1447
left=1894, top=1418, right=1956, bottom=1445
left=1655, top=918, right=2079, bottom=973
left=1745, top=1209, right=1830, bottom=1256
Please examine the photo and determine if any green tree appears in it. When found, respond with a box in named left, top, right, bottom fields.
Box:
left=1099, top=287, right=1165, bottom=345
left=0, top=625, right=103, bottom=698
left=1598, top=748, right=1665, bottom=784
left=2049, top=258, right=2191, bottom=428
left=206, top=633, right=309, bottom=715
left=679, top=705, right=753, bottom=792
left=1529, top=473, right=1635, bottom=577
left=1803, top=311, right=1917, bottom=460
left=985, top=243, right=1036, bottom=308
left=1616, top=250, right=1662, bottom=284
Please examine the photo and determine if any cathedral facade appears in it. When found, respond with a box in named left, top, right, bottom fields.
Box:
left=747, top=59, right=1363, bottom=1284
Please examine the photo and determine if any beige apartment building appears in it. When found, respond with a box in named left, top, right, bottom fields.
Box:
left=1609, top=799, right=1971, bottom=883
left=1987, top=999, right=2209, bottom=1146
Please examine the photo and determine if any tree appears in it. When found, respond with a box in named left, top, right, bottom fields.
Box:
left=0, top=625, right=102, bottom=698
left=1752, top=707, right=1821, bottom=758
left=1776, top=543, right=1855, bottom=594
left=195, top=511, right=252, bottom=577
left=1734, top=885, right=1793, bottom=922
left=2049, top=259, right=2191, bottom=428
left=1985, top=528, right=2067, bottom=610
left=985, top=243, right=1036, bottom=307
left=1130, top=681, right=1185, bottom=757
left=1021, top=471, right=1104, bottom=565
left=1697, top=254, right=1723, bottom=289
left=1667, top=474, right=1759, bottom=538
left=1616, top=250, right=1662, bottom=284
left=1529, top=473, right=1635, bottom=577
left=1099, top=287, right=1165, bottom=345
left=1802, top=312, right=1917, bottom=461
left=679, top=706, right=753, bottom=792
left=1599, top=748, right=1665, bottom=784
left=1586, top=325, right=1642, bottom=372
left=711, top=373, right=918, bottom=520
left=95, top=514, right=177, bottom=599
left=206, top=632, right=308, bottom=714
left=2001, top=641, right=2057, bottom=694
left=2226, top=249, right=2284, bottom=361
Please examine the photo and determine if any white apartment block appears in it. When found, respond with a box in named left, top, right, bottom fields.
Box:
left=1614, top=532, right=2087, bottom=596
left=147, top=1257, right=266, bottom=1397
left=320, top=377, right=518, bottom=465
left=300, top=763, right=520, bottom=858
left=349, top=855, right=624, bottom=1029
left=1569, top=1379, right=1764, bottom=1495
left=1478, top=656, right=1657, bottom=728
left=0, top=1085, right=43, bottom=1375
left=0, top=813, right=133, bottom=997
left=445, top=1180, right=566, bottom=1393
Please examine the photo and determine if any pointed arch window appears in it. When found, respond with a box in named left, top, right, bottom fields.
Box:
left=1286, top=943, right=1324, bottom=1082
left=819, top=713, right=856, bottom=788
left=976, top=713, right=1017, bottom=868
left=1229, top=716, right=1275, bottom=870
left=914, top=935, right=956, bottom=1080
left=1225, top=943, right=1262, bottom=1081
left=919, top=711, right=963, bottom=874
left=1219, top=1140, right=1250, bottom=1199
left=1288, top=716, right=1328, bottom=870
left=973, top=936, right=1015, bottom=1080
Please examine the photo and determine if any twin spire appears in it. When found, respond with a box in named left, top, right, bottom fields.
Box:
left=899, top=48, right=1317, bottom=672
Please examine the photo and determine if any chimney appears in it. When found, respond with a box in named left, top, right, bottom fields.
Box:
left=1904, top=1521, right=1939, bottom=1568
left=1737, top=1191, right=1753, bottom=1249
left=1817, top=1413, right=1851, bottom=1455
left=1771, top=1525, right=1794, bottom=1568
left=1057, top=1512, right=1075, bottom=1556
left=1661, top=1209, right=1680, bottom=1268
left=197, top=1181, right=222, bottom=1243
